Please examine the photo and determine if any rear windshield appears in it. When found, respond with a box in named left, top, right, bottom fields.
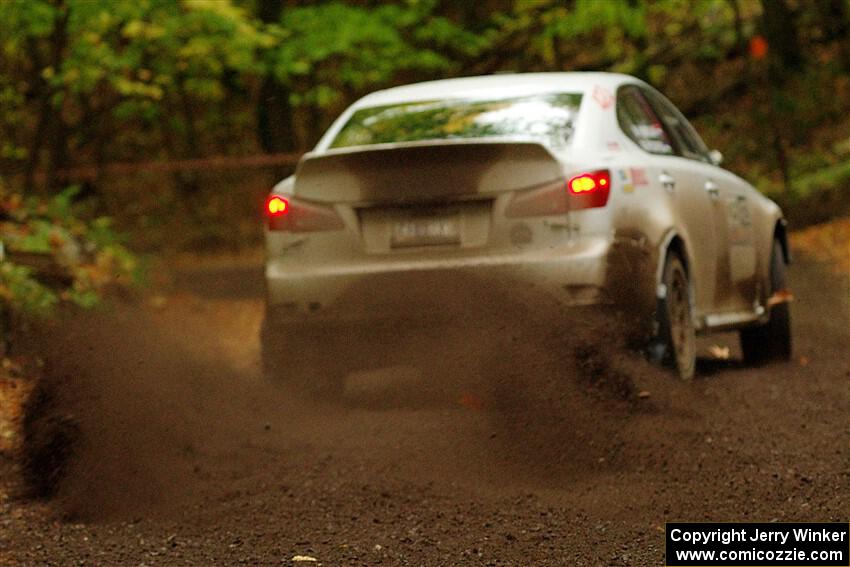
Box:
left=329, top=93, right=583, bottom=149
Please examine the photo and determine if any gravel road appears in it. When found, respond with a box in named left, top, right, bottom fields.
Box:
left=1, top=255, right=848, bottom=566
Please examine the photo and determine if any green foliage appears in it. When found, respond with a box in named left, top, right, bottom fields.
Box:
left=0, top=0, right=487, bottom=175
left=0, top=181, right=139, bottom=317
left=46, top=0, right=267, bottom=99
left=265, top=2, right=482, bottom=110
left=0, top=263, right=57, bottom=317
left=790, top=159, right=850, bottom=199
left=0, top=0, right=848, bottom=254
left=0, top=0, right=269, bottom=174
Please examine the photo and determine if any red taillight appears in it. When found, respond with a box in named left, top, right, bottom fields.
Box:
left=567, top=169, right=610, bottom=209
left=265, top=194, right=344, bottom=232
left=505, top=169, right=612, bottom=218
left=266, top=195, right=289, bottom=217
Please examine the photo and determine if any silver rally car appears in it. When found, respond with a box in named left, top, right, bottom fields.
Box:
left=262, top=72, right=792, bottom=382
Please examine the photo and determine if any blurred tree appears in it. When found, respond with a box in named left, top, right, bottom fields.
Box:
left=760, top=0, right=801, bottom=71
left=0, top=0, right=267, bottom=192
left=814, top=0, right=849, bottom=42
left=0, top=0, right=848, bottom=242
left=264, top=1, right=484, bottom=146
left=757, top=0, right=801, bottom=191
left=813, top=0, right=850, bottom=69
left=256, top=0, right=296, bottom=158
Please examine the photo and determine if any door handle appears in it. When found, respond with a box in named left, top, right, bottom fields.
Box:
left=704, top=180, right=720, bottom=199
left=659, top=172, right=676, bottom=193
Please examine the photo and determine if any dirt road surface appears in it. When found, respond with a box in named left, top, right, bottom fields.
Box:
left=1, top=254, right=849, bottom=566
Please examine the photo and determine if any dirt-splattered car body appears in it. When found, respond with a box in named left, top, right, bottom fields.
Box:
left=263, top=73, right=790, bottom=379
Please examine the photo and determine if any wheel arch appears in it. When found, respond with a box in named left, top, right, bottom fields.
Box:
left=655, top=230, right=692, bottom=295
left=774, top=218, right=791, bottom=265
left=652, top=230, right=697, bottom=379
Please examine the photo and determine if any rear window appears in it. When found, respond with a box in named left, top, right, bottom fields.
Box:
left=329, top=93, right=583, bottom=149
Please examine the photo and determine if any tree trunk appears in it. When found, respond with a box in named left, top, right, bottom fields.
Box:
left=256, top=0, right=297, bottom=165
left=23, top=0, right=69, bottom=196
left=760, top=0, right=802, bottom=72
left=43, top=1, right=69, bottom=192
left=257, top=75, right=296, bottom=154
left=772, top=128, right=792, bottom=193
left=25, top=77, right=50, bottom=194
left=175, top=82, right=202, bottom=196
left=759, top=0, right=801, bottom=193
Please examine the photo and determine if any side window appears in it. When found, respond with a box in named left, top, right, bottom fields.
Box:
left=616, top=86, right=676, bottom=156
left=643, top=89, right=709, bottom=162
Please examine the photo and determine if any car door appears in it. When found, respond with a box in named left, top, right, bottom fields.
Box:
left=616, top=86, right=719, bottom=318
left=644, top=89, right=758, bottom=314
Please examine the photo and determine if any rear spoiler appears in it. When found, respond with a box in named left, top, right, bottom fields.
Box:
left=292, top=140, right=564, bottom=204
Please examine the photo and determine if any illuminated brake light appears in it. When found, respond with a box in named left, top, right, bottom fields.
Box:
left=567, top=169, right=611, bottom=209
left=569, top=175, right=597, bottom=193
left=266, top=195, right=289, bottom=217
left=505, top=169, right=612, bottom=218
left=265, top=194, right=345, bottom=232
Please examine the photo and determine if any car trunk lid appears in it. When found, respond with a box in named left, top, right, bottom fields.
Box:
left=292, top=140, right=566, bottom=253
left=292, top=139, right=564, bottom=204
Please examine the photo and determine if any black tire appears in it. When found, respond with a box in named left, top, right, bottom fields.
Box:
left=739, top=240, right=792, bottom=365
left=260, top=317, right=345, bottom=398
left=653, top=252, right=696, bottom=380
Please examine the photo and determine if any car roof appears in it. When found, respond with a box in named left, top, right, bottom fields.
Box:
left=351, top=72, right=640, bottom=108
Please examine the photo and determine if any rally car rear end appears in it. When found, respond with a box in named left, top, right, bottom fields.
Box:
left=263, top=139, right=620, bottom=324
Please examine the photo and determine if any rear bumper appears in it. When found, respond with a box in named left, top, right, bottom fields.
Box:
left=264, top=238, right=638, bottom=323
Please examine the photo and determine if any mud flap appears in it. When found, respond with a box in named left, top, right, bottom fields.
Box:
left=767, top=289, right=794, bottom=307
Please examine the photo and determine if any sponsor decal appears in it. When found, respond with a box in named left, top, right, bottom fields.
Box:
left=619, top=169, right=635, bottom=193
left=630, top=167, right=648, bottom=186
left=592, top=85, right=614, bottom=109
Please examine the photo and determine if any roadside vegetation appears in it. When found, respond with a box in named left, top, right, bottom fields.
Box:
left=0, top=179, right=136, bottom=472
left=1, top=1, right=849, bottom=249
left=792, top=217, right=850, bottom=274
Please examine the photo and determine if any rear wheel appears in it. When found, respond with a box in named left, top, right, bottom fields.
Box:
left=653, top=252, right=696, bottom=380
left=739, top=240, right=792, bottom=365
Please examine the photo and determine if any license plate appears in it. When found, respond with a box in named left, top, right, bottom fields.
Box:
left=391, top=216, right=459, bottom=248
